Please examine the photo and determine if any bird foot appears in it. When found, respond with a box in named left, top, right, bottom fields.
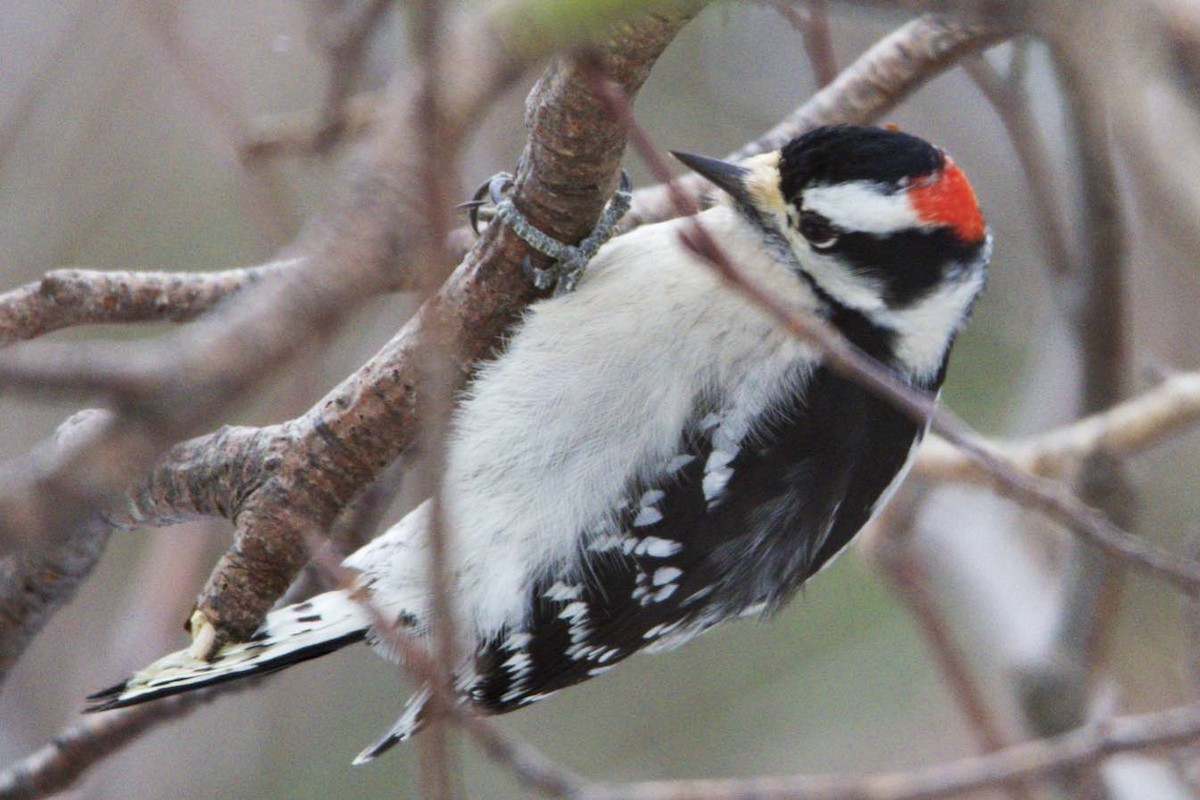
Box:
left=460, top=170, right=632, bottom=296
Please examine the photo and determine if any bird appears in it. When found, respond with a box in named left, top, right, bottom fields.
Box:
left=86, top=124, right=990, bottom=764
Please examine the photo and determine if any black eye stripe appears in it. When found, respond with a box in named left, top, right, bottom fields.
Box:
left=833, top=228, right=985, bottom=307
left=798, top=209, right=840, bottom=250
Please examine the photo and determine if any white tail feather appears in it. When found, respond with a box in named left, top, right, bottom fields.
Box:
left=87, top=590, right=369, bottom=711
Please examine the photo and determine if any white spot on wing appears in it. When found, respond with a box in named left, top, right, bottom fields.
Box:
left=665, top=454, right=696, bottom=473
left=558, top=602, right=588, bottom=622
left=652, top=584, right=679, bottom=601
left=653, top=567, right=682, bottom=586
left=702, top=468, right=732, bottom=503
left=502, top=652, right=532, bottom=675
left=632, top=506, right=663, bottom=527
left=639, top=489, right=665, bottom=507
left=502, top=632, right=532, bottom=651
left=544, top=582, right=582, bottom=602
left=633, top=536, right=682, bottom=558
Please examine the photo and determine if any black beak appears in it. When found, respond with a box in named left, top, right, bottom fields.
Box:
left=670, top=151, right=752, bottom=204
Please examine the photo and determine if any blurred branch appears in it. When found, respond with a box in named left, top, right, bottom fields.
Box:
left=0, top=690, right=240, bottom=800
left=1052, top=43, right=1128, bottom=412
left=579, top=703, right=1200, bottom=800
left=964, top=47, right=1076, bottom=282
left=625, top=13, right=1013, bottom=228
left=916, top=372, right=1200, bottom=484
left=408, top=0, right=460, bottom=795
left=865, top=494, right=1037, bottom=800
left=306, top=0, right=393, bottom=153
left=772, top=0, right=839, bottom=87
left=1031, top=17, right=1133, bottom=799
left=242, top=90, right=382, bottom=159
left=0, top=262, right=295, bottom=347
left=134, top=0, right=297, bottom=245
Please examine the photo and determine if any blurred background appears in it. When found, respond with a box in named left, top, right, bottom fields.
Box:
left=2, top=2, right=1199, bottom=798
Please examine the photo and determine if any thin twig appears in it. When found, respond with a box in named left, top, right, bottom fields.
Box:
left=865, top=495, right=1038, bottom=800
left=915, top=371, right=1200, bottom=483
left=0, top=688, right=244, bottom=800
left=772, top=0, right=839, bottom=86
left=963, top=50, right=1076, bottom=282
left=411, top=0, right=460, bottom=794
left=306, top=0, right=393, bottom=152
left=624, top=14, right=1012, bottom=229
left=578, top=703, right=1200, bottom=800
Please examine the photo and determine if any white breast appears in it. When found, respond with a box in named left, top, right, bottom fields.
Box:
left=349, top=207, right=820, bottom=640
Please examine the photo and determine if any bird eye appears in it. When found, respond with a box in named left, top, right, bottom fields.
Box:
left=799, top=210, right=839, bottom=251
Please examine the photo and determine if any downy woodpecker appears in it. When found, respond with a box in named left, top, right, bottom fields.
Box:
left=88, top=125, right=990, bottom=764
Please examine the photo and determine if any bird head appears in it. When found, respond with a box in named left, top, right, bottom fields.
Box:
left=672, top=124, right=990, bottom=379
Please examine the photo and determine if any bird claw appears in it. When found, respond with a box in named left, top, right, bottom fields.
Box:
left=186, top=609, right=219, bottom=661
left=459, top=172, right=515, bottom=236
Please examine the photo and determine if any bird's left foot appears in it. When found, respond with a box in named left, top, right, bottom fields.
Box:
left=460, top=170, right=632, bottom=295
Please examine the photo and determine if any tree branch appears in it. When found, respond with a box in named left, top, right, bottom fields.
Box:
left=577, top=704, right=1200, bottom=800
left=625, top=13, right=1012, bottom=229
left=0, top=262, right=295, bottom=347
left=915, top=371, right=1200, bottom=484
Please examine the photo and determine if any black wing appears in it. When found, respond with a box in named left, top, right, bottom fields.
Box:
left=466, top=366, right=929, bottom=713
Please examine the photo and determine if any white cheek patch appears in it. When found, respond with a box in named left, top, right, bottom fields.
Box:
left=802, top=181, right=922, bottom=235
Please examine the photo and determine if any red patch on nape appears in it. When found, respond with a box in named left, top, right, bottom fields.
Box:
left=907, top=159, right=985, bottom=244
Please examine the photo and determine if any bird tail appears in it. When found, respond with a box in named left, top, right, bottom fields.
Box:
left=85, top=590, right=370, bottom=712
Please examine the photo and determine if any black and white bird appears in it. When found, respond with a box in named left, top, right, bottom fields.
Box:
left=87, top=125, right=990, bottom=763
